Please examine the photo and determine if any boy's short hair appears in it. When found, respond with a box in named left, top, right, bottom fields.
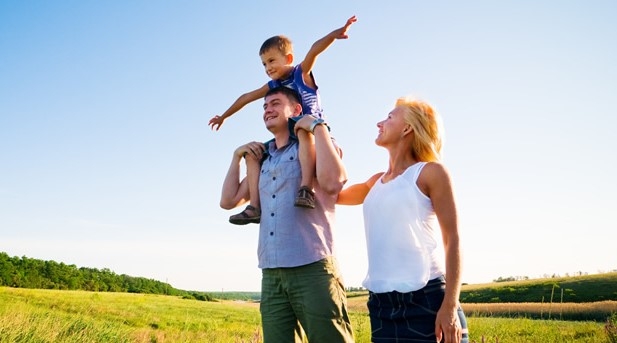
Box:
left=266, top=86, right=302, bottom=106
left=259, top=35, right=293, bottom=56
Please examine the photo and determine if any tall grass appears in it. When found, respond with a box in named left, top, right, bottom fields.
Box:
left=1, top=287, right=614, bottom=343
left=606, top=313, right=617, bottom=343
left=463, top=301, right=617, bottom=321
left=468, top=317, right=604, bottom=343
left=0, top=287, right=262, bottom=342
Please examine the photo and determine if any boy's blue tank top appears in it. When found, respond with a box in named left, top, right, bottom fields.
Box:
left=268, top=64, right=323, bottom=118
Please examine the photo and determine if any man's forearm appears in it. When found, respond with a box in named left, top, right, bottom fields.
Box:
left=219, top=155, right=244, bottom=209
left=313, top=125, right=347, bottom=194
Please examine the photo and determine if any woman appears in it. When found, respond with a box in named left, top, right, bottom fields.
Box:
left=338, top=97, right=469, bottom=343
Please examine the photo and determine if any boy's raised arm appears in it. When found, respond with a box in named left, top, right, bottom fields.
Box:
left=209, top=83, right=270, bottom=131
left=300, top=16, right=357, bottom=80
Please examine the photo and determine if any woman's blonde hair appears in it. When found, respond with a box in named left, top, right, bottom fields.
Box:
left=396, top=97, right=444, bottom=162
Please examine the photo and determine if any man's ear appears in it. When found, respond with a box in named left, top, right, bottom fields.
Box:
left=286, top=53, right=293, bottom=64
left=294, top=103, right=303, bottom=116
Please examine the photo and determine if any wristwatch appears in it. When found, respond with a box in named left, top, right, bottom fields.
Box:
left=309, top=118, right=326, bottom=134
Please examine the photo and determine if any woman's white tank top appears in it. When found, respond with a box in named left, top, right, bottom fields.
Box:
left=362, top=162, right=445, bottom=293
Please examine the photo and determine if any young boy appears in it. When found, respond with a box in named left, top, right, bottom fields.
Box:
left=209, top=16, right=357, bottom=225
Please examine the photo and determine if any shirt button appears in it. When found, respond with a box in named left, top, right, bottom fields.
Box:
left=272, top=177, right=276, bottom=181
left=270, top=213, right=274, bottom=217
left=270, top=232, right=274, bottom=236
left=272, top=194, right=276, bottom=198
left=289, top=156, right=294, bottom=160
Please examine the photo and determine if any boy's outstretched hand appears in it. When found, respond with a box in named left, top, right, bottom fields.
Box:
left=209, top=115, right=225, bottom=131
left=334, top=15, right=357, bottom=39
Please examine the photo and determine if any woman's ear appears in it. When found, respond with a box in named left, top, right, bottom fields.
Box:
left=402, top=124, right=413, bottom=136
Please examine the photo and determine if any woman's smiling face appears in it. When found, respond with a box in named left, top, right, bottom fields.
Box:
left=376, top=106, right=408, bottom=147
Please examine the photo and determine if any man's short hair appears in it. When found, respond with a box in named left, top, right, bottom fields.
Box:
left=265, top=86, right=302, bottom=106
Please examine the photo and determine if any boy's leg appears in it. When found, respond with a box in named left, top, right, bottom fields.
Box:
left=246, top=154, right=261, bottom=210
left=294, top=129, right=316, bottom=208
left=288, top=258, right=355, bottom=343
left=228, top=155, right=261, bottom=225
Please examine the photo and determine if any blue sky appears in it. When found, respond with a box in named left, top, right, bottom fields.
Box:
left=1, top=1, right=616, bottom=292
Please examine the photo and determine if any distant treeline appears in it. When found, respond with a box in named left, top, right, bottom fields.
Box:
left=0, top=252, right=213, bottom=301
left=208, top=291, right=261, bottom=302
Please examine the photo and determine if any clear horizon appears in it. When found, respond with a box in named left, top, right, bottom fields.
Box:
left=2, top=249, right=614, bottom=293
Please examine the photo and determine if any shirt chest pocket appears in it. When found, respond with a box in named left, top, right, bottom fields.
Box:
left=260, top=151, right=302, bottom=189
left=277, top=153, right=301, bottom=180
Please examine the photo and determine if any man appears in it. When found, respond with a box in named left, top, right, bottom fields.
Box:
left=219, top=86, right=354, bottom=342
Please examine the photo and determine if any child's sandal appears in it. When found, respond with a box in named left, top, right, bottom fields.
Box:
left=294, top=186, right=316, bottom=209
left=229, top=205, right=261, bottom=225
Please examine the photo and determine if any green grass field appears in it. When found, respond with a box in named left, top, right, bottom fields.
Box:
left=460, top=272, right=617, bottom=303
left=2, top=286, right=616, bottom=343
